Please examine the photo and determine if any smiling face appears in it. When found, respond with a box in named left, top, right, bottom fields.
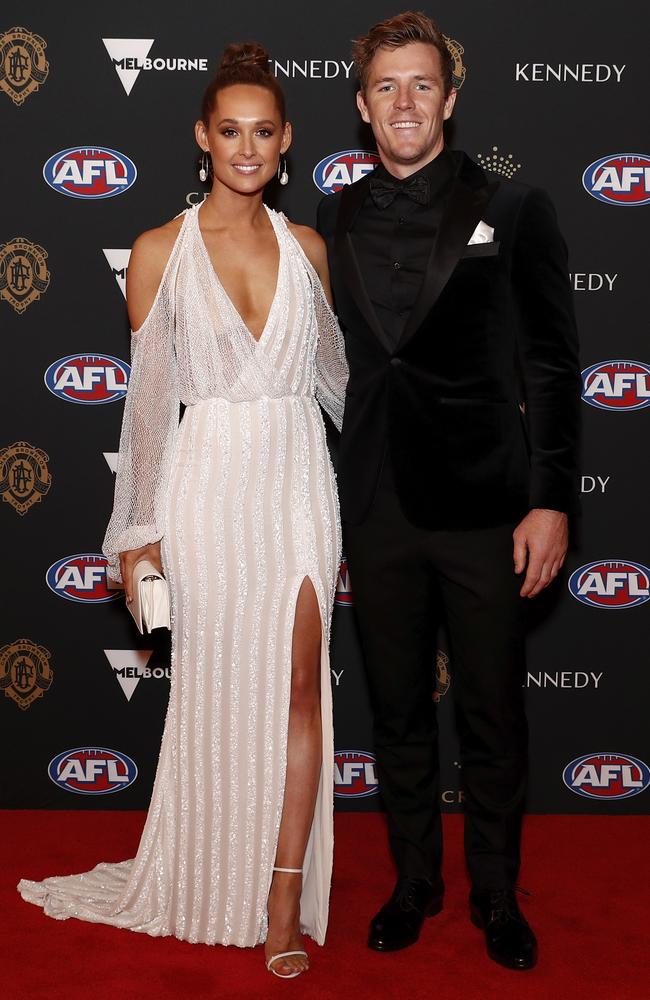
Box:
left=195, top=83, right=291, bottom=195
left=357, top=42, right=456, bottom=178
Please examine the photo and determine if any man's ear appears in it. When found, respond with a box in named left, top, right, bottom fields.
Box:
left=356, top=89, right=371, bottom=125
left=443, top=88, right=457, bottom=121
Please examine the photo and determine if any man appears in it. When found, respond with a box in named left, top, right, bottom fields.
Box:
left=318, top=12, right=580, bottom=970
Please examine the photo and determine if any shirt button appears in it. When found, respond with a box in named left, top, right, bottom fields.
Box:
left=390, top=357, right=402, bottom=367
left=398, top=217, right=406, bottom=225
left=393, top=261, right=401, bottom=270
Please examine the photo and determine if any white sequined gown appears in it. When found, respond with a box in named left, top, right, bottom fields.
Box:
left=18, top=203, right=348, bottom=948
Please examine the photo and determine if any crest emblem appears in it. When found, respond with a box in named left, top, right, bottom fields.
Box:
left=433, top=650, right=451, bottom=702
left=444, top=36, right=466, bottom=90
left=0, top=440, right=51, bottom=514
left=0, top=237, right=50, bottom=313
left=0, top=639, right=53, bottom=710
left=0, top=27, right=49, bottom=106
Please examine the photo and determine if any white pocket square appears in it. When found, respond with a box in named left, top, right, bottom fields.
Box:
left=467, top=221, right=494, bottom=245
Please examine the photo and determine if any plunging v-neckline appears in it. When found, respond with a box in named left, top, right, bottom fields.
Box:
left=195, top=203, right=282, bottom=347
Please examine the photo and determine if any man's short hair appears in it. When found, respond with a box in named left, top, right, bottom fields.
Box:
left=352, top=10, right=453, bottom=95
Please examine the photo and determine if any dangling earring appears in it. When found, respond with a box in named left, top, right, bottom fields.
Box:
left=277, top=157, right=289, bottom=186
left=199, top=150, right=210, bottom=183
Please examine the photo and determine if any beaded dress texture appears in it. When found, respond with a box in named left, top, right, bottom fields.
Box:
left=18, top=203, right=348, bottom=948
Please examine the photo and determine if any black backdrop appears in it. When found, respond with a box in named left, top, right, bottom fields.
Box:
left=2, top=1, right=649, bottom=815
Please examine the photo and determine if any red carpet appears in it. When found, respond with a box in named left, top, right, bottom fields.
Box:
left=3, top=811, right=649, bottom=1000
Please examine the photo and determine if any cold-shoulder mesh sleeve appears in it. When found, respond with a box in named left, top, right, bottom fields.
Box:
left=313, top=278, right=348, bottom=432
left=102, top=289, right=179, bottom=583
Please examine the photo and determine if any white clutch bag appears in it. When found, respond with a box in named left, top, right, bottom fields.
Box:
left=127, top=559, right=171, bottom=634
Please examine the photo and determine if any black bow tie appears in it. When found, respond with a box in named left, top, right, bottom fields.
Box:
left=369, top=172, right=430, bottom=209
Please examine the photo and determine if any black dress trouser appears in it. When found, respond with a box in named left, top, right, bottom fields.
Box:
left=344, top=454, right=528, bottom=891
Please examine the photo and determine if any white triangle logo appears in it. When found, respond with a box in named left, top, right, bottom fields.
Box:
left=103, top=452, right=119, bottom=473
left=103, top=248, right=131, bottom=298
left=104, top=649, right=154, bottom=701
left=102, top=38, right=154, bottom=96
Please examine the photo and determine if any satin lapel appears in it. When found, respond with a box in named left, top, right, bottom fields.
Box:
left=397, top=178, right=499, bottom=349
left=335, top=179, right=393, bottom=355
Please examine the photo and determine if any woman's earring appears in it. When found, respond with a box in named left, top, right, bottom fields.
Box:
left=199, top=151, right=209, bottom=183
left=278, top=158, right=289, bottom=186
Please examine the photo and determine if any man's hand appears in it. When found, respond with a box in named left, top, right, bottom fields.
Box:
left=513, top=509, right=569, bottom=598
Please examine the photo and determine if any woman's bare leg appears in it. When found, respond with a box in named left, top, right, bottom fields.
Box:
left=265, top=578, right=322, bottom=975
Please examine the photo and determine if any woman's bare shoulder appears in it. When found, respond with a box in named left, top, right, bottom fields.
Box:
left=285, top=220, right=327, bottom=275
left=130, top=213, right=186, bottom=270
left=127, top=213, right=187, bottom=330
left=285, top=219, right=333, bottom=304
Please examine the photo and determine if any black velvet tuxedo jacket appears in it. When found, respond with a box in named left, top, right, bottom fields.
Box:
left=317, top=150, right=581, bottom=529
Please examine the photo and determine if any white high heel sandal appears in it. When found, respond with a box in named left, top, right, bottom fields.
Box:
left=266, top=866, right=309, bottom=980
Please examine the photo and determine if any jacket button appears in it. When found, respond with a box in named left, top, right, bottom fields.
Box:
left=390, top=357, right=402, bottom=367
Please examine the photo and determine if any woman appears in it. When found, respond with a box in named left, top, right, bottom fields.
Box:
left=18, top=42, right=348, bottom=980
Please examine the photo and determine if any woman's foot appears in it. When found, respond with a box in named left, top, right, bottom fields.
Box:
left=265, top=870, right=309, bottom=977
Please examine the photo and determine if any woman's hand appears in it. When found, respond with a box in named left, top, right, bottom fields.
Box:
left=119, top=541, right=163, bottom=604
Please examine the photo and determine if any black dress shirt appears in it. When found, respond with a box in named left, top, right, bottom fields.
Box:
left=351, top=147, right=455, bottom=350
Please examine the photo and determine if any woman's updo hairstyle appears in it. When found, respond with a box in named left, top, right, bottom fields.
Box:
left=201, top=42, right=286, bottom=124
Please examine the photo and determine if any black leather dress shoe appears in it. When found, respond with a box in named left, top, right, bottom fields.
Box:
left=368, top=877, right=444, bottom=952
left=470, top=888, right=538, bottom=970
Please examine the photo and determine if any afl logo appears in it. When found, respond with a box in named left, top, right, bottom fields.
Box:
left=568, top=560, right=650, bottom=609
left=335, top=555, right=353, bottom=606
left=582, top=153, right=650, bottom=206
left=46, top=553, right=121, bottom=604
left=43, top=146, right=137, bottom=199
left=313, top=149, right=380, bottom=194
left=334, top=750, right=379, bottom=798
left=44, top=354, right=130, bottom=404
left=48, top=747, right=138, bottom=795
left=581, top=360, right=650, bottom=411
left=563, top=753, right=650, bottom=800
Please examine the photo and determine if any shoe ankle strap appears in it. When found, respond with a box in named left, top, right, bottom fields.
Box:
left=273, top=866, right=303, bottom=874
